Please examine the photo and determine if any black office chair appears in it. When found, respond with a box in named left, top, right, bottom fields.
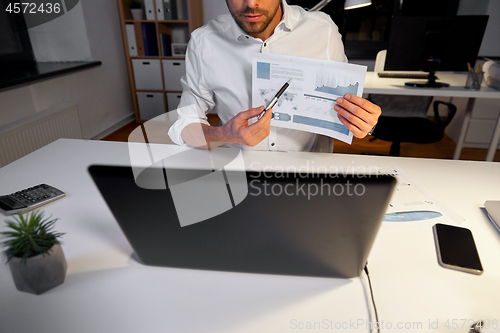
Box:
left=368, top=95, right=457, bottom=156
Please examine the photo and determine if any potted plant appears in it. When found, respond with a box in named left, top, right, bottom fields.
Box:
left=129, top=0, right=143, bottom=20
left=1, top=211, right=67, bottom=295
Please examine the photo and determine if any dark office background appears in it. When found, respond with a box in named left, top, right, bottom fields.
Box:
left=288, top=0, right=460, bottom=59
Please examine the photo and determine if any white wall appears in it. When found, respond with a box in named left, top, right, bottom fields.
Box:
left=478, top=0, right=500, bottom=57
left=27, top=2, right=92, bottom=62
left=203, top=0, right=228, bottom=24
left=79, top=0, right=135, bottom=137
left=457, top=0, right=489, bottom=15
left=0, top=0, right=133, bottom=139
left=458, top=0, right=500, bottom=57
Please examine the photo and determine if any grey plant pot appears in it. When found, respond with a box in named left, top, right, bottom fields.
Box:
left=130, top=8, right=142, bottom=20
left=8, top=244, right=68, bottom=295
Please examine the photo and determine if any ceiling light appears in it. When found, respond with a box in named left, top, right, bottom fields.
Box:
left=344, top=0, right=372, bottom=10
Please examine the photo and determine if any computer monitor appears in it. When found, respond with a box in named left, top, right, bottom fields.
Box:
left=385, top=15, right=489, bottom=87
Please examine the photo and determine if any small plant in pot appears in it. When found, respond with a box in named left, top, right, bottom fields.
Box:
left=129, top=0, right=143, bottom=20
left=1, top=211, right=67, bottom=295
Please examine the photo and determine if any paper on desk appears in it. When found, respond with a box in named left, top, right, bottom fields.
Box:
left=251, top=53, right=367, bottom=144
left=378, top=166, right=464, bottom=230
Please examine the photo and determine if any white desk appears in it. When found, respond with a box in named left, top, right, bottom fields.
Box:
left=364, top=72, right=500, bottom=161
left=1, top=139, right=500, bottom=333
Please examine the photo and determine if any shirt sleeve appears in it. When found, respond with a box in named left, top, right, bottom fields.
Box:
left=328, top=22, right=348, bottom=63
left=168, top=36, right=215, bottom=146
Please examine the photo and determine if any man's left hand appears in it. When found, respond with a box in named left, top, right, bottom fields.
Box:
left=334, top=94, right=381, bottom=138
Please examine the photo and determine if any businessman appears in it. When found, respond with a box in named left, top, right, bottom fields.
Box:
left=168, top=0, right=381, bottom=151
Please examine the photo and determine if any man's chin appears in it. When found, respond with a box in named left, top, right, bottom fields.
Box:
left=238, top=21, right=266, bottom=35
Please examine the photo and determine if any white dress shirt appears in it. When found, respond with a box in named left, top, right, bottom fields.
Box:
left=168, top=1, right=347, bottom=152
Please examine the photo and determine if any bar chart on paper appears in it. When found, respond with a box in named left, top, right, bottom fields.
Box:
left=252, top=53, right=367, bottom=144
left=314, top=73, right=360, bottom=96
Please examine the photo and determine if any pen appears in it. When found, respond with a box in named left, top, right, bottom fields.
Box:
left=467, top=62, right=479, bottom=88
left=257, top=79, right=292, bottom=120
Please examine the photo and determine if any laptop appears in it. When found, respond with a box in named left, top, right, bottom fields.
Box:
left=89, top=165, right=396, bottom=278
left=485, top=201, right=500, bottom=233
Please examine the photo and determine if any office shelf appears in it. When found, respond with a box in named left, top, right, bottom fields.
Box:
left=117, top=0, right=203, bottom=122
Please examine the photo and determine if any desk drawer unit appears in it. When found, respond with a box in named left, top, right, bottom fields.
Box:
left=136, top=92, right=165, bottom=120
left=465, top=119, right=497, bottom=144
left=132, top=59, right=163, bottom=90
left=166, top=92, right=182, bottom=111
left=162, top=60, right=185, bottom=91
left=166, top=92, right=182, bottom=121
left=465, top=98, right=500, bottom=148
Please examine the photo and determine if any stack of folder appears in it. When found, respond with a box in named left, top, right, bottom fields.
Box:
left=160, top=34, right=173, bottom=56
left=154, top=0, right=188, bottom=20
left=142, top=24, right=158, bottom=56
left=125, top=24, right=160, bottom=57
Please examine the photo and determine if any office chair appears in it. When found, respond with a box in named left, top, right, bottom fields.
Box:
left=368, top=51, right=457, bottom=156
left=369, top=96, right=456, bottom=156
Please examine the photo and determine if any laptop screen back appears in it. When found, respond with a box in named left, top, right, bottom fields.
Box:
left=89, top=165, right=395, bottom=278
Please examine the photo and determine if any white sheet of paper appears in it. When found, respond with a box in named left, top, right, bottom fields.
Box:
left=377, top=166, right=464, bottom=231
left=252, top=53, right=367, bottom=144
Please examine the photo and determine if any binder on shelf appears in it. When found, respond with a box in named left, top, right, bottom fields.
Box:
left=160, top=33, right=173, bottom=56
left=143, top=0, right=155, bottom=20
left=142, top=23, right=159, bottom=56
left=175, top=0, right=188, bottom=20
left=133, top=23, right=145, bottom=56
left=125, top=24, right=138, bottom=57
left=155, top=0, right=164, bottom=20
left=163, top=0, right=174, bottom=20
left=182, top=0, right=188, bottom=20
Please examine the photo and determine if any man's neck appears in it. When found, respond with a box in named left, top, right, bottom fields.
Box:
left=250, top=3, right=284, bottom=41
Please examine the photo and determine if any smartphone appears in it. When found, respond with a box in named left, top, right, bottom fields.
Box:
left=433, top=223, right=483, bottom=275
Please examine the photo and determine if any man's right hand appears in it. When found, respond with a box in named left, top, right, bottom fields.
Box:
left=220, top=106, right=272, bottom=146
left=180, top=106, right=272, bottom=149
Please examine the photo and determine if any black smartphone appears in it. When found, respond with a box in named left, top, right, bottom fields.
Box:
left=433, top=223, right=483, bottom=275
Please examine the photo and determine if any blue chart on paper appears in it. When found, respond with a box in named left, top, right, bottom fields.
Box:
left=315, top=82, right=359, bottom=96
left=256, top=62, right=271, bottom=80
left=383, top=211, right=442, bottom=222
left=293, top=115, right=350, bottom=135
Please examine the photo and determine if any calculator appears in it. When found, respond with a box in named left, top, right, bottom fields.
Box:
left=0, top=184, right=66, bottom=216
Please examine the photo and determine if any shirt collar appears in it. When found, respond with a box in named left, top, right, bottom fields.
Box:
left=281, top=1, right=299, bottom=31
left=230, top=1, right=299, bottom=41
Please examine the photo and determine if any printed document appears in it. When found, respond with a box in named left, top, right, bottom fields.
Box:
left=252, top=53, right=367, bottom=144
left=378, top=166, right=464, bottom=231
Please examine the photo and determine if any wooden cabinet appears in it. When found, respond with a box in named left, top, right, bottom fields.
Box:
left=117, top=0, right=203, bottom=122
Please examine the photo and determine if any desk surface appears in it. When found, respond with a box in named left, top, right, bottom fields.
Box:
left=1, top=139, right=500, bottom=333
left=364, top=72, right=500, bottom=98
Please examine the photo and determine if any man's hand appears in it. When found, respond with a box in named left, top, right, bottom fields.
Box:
left=180, top=106, right=272, bottom=148
left=334, top=94, right=381, bottom=138
left=220, top=106, right=272, bottom=146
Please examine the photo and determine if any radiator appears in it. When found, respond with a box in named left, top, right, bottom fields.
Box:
left=0, top=105, right=83, bottom=167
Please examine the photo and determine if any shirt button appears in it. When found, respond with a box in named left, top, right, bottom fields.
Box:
left=271, top=143, right=275, bottom=146
left=264, top=43, right=267, bottom=47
